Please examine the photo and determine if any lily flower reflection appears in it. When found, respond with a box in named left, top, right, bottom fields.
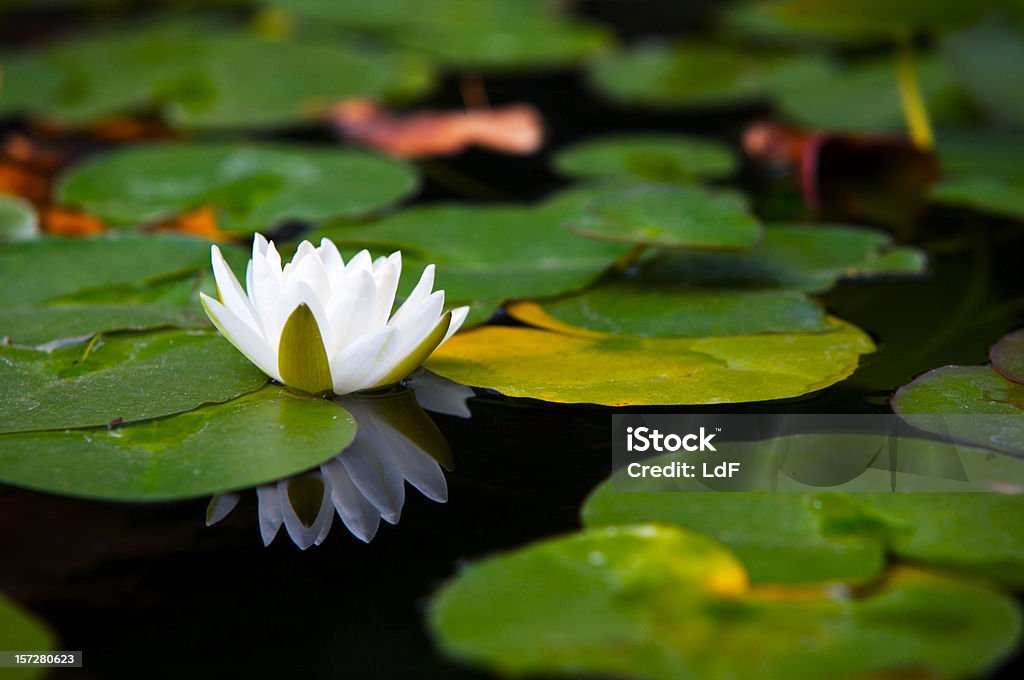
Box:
left=206, top=375, right=471, bottom=548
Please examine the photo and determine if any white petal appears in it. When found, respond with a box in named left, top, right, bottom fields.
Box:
left=287, top=249, right=332, bottom=311
left=324, top=267, right=377, bottom=356
left=256, top=485, right=284, bottom=546
left=388, top=264, right=435, bottom=327
left=205, top=492, right=241, bottom=526
left=275, top=280, right=333, bottom=355
left=322, top=458, right=382, bottom=543
left=201, top=293, right=280, bottom=381
left=318, top=238, right=345, bottom=281
left=441, top=305, right=470, bottom=344
left=253, top=233, right=270, bottom=257
left=340, top=445, right=406, bottom=524
left=369, top=254, right=402, bottom=328
left=264, top=239, right=284, bottom=277
left=249, top=245, right=284, bottom=344
left=211, top=245, right=260, bottom=333
left=345, top=249, right=373, bottom=274
left=329, top=325, right=400, bottom=394
left=407, top=369, right=474, bottom=418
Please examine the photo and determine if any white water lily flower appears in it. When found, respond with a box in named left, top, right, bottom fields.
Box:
left=200, top=234, right=469, bottom=395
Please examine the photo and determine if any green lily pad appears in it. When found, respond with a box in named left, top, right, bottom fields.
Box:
left=268, top=0, right=610, bottom=71
left=563, top=184, right=762, bottom=250
left=745, top=0, right=1001, bottom=40
left=0, top=595, right=55, bottom=679
left=429, top=524, right=1022, bottom=680
left=0, top=195, right=39, bottom=242
left=992, top=329, right=1024, bottom=384
left=508, top=286, right=829, bottom=337
left=0, top=304, right=207, bottom=348
left=584, top=434, right=1024, bottom=586
left=0, top=19, right=430, bottom=128
left=773, top=55, right=968, bottom=131
left=56, top=143, right=418, bottom=233
left=552, top=134, right=737, bottom=184
left=426, top=317, right=874, bottom=405
left=588, top=43, right=819, bottom=108
left=0, top=386, right=356, bottom=501
left=0, top=330, right=267, bottom=434
left=638, top=223, right=925, bottom=293
left=892, top=365, right=1024, bottom=455
left=932, top=175, right=1024, bottom=220
left=315, top=200, right=628, bottom=318
left=941, top=15, right=1024, bottom=128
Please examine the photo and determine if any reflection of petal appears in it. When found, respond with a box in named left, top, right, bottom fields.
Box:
left=205, top=492, right=240, bottom=526
left=322, top=458, right=382, bottom=543
left=279, top=476, right=335, bottom=550
left=341, top=442, right=406, bottom=524
left=407, top=369, right=474, bottom=418
left=256, top=485, right=284, bottom=547
left=375, top=422, right=448, bottom=503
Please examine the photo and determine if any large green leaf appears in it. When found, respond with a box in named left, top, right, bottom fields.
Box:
left=584, top=434, right=1024, bottom=586
left=563, top=184, right=762, bottom=250
left=552, top=134, right=737, bottom=183
left=0, top=195, right=39, bottom=242
left=941, top=15, right=1024, bottom=128
left=932, top=175, right=1024, bottom=220
left=315, top=199, right=628, bottom=319
left=0, top=386, right=356, bottom=501
left=508, top=285, right=829, bottom=337
left=0, top=595, right=55, bottom=679
left=56, top=143, right=418, bottom=233
left=0, top=330, right=267, bottom=433
left=637, top=224, right=926, bottom=293
left=892, top=365, right=1024, bottom=455
left=426, top=317, right=874, bottom=405
left=0, top=19, right=430, bottom=128
left=429, top=524, right=1022, bottom=680
left=992, top=329, right=1024, bottom=384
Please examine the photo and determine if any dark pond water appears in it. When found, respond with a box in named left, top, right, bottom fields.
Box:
left=2, top=2, right=1024, bottom=679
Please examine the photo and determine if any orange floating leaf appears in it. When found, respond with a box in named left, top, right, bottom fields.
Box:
left=42, top=207, right=105, bottom=236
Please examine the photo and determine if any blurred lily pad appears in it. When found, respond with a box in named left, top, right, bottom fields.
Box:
left=941, top=15, right=1024, bottom=128
left=563, top=184, right=762, bottom=250
left=507, top=286, right=829, bottom=337
left=56, top=143, right=418, bottom=233
left=430, top=524, right=1022, bottom=680
left=588, top=42, right=819, bottom=108
left=0, top=595, right=55, bottom=678
left=0, top=330, right=267, bottom=433
left=932, top=175, right=1024, bottom=220
left=745, top=0, right=1001, bottom=40
left=0, top=195, right=39, bottom=242
left=992, top=329, right=1024, bottom=384
left=267, top=0, right=610, bottom=71
left=426, top=317, right=873, bottom=405
left=552, top=134, right=737, bottom=184
left=0, top=386, right=356, bottom=501
left=638, top=224, right=926, bottom=293
left=892, top=365, right=1024, bottom=455
left=316, top=200, right=628, bottom=319
left=584, top=434, right=1024, bottom=586
left=0, top=19, right=429, bottom=128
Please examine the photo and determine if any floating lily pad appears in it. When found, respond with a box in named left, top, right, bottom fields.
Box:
left=425, top=317, right=873, bottom=405
left=56, top=143, right=418, bottom=233
left=773, top=55, right=967, bottom=131
left=507, top=286, right=829, bottom=338
left=746, top=0, right=1001, bottom=40
left=0, top=19, right=430, bottom=128
left=563, top=184, right=762, bottom=250
left=0, top=386, right=356, bottom=501
left=268, top=0, right=609, bottom=71
left=0, top=330, right=267, bottom=434
left=0, top=195, right=39, bottom=242
left=638, top=224, right=925, bottom=293
left=0, top=595, right=55, bottom=678
left=892, top=365, right=1024, bottom=455
left=941, top=15, right=1024, bottom=128
left=429, top=524, right=1022, bottom=680
left=992, top=330, right=1024, bottom=384
left=932, top=175, right=1024, bottom=220
left=316, top=200, right=628, bottom=319
left=588, top=43, right=819, bottom=108
left=553, top=134, right=737, bottom=183
left=584, top=434, right=1024, bottom=586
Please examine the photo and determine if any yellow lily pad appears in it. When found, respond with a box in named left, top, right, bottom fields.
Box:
left=425, top=317, right=874, bottom=405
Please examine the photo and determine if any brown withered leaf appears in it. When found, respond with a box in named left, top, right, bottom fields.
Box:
left=743, top=120, right=940, bottom=228
left=330, top=99, right=544, bottom=158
